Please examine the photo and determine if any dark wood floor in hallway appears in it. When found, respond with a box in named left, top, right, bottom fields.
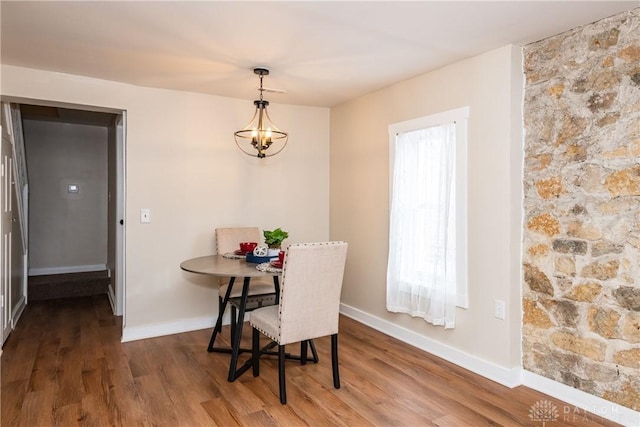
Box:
left=1, top=295, right=620, bottom=426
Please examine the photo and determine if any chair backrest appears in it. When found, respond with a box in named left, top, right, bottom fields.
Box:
left=278, top=241, right=348, bottom=345
left=215, top=227, right=261, bottom=255
left=215, top=227, right=262, bottom=286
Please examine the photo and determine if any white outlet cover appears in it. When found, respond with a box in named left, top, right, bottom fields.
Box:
left=140, top=208, right=151, bottom=223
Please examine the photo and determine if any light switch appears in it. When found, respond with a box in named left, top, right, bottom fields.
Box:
left=494, top=300, right=506, bottom=320
left=68, top=184, right=79, bottom=193
left=140, top=208, right=151, bottom=223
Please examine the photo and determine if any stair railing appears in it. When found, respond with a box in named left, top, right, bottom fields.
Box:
left=3, top=103, right=28, bottom=252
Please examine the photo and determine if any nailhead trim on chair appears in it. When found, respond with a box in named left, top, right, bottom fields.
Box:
left=252, top=323, right=278, bottom=342
left=274, top=241, right=347, bottom=343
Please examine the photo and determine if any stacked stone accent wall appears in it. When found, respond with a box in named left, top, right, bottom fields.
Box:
left=523, top=9, right=640, bottom=411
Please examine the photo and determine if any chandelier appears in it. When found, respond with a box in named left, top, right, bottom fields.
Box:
left=234, top=68, right=288, bottom=158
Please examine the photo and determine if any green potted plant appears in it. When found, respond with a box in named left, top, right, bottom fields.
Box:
left=263, top=228, right=289, bottom=256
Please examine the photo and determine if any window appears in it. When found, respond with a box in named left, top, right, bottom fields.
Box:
left=386, top=107, right=468, bottom=329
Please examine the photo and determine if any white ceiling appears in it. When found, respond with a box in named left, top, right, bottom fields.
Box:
left=1, top=1, right=638, bottom=107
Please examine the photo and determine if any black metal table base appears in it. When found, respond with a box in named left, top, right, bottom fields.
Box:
left=228, top=277, right=267, bottom=381
left=207, top=277, right=237, bottom=353
left=206, top=274, right=317, bottom=382
left=206, top=276, right=277, bottom=354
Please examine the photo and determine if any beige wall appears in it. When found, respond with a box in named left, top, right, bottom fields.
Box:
left=330, top=45, right=523, bottom=369
left=1, top=65, right=330, bottom=332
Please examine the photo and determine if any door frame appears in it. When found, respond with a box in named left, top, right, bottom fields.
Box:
left=114, top=112, right=126, bottom=319
left=2, top=97, right=127, bottom=328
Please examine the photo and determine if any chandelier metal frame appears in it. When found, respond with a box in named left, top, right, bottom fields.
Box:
left=234, top=68, right=288, bottom=158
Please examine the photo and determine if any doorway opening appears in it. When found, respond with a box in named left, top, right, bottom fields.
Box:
left=19, top=103, right=125, bottom=320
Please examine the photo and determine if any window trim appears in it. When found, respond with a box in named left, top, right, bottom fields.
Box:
left=388, top=106, right=469, bottom=308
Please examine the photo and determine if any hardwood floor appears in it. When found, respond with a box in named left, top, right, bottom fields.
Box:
left=1, top=295, right=621, bottom=426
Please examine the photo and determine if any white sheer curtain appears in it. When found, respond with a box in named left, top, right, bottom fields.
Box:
left=386, top=122, right=457, bottom=328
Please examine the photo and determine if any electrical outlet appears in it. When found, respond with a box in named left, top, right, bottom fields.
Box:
left=494, top=300, right=506, bottom=320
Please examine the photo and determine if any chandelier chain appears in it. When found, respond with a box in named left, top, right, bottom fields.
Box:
left=259, top=74, right=264, bottom=102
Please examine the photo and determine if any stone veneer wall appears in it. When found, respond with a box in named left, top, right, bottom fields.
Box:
left=523, top=9, right=640, bottom=411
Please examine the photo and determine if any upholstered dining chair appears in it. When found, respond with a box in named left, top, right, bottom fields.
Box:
left=249, top=241, right=348, bottom=404
left=208, top=227, right=276, bottom=352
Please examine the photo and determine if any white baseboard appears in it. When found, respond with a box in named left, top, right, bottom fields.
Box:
left=107, top=284, right=116, bottom=315
left=121, top=310, right=235, bottom=343
left=11, top=295, right=26, bottom=328
left=522, top=370, right=640, bottom=427
left=339, top=303, right=522, bottom=388
left=29, top=264, right=107, bottom=276
left=122, top=316, right=216, bottom=342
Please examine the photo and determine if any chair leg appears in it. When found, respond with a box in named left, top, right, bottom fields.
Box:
left=331, top=334, right=340, bottom=389
left=300, top=340, right=308, bottom=365
left=278, top=344, right=287, bottom=404
left=309, top=339, right=319, bottom=363
left=252, top=328, right=260, bottom=377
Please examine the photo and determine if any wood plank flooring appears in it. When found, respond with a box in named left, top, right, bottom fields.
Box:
left=1, top=295, right=621, bottom=426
